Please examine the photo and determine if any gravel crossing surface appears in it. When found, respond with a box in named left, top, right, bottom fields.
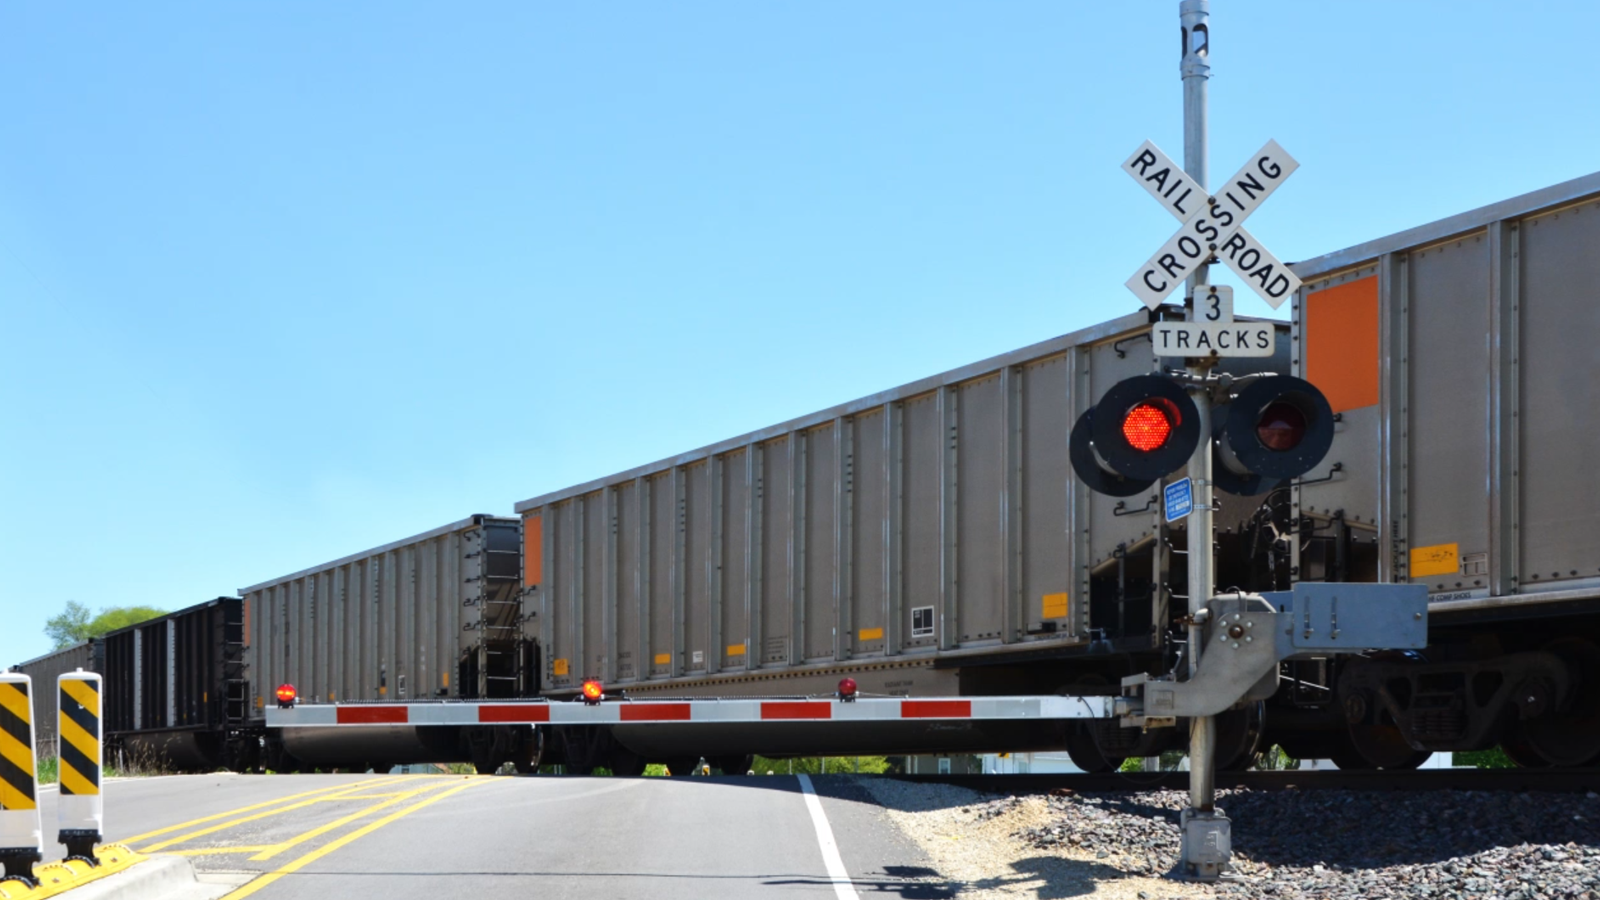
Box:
left=861, top=777, right=1600, bottom=900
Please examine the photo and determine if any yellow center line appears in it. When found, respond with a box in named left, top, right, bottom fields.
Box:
left=221, top=777, right=486, bottom=900
left=248, top=781, right=456, bottom=861
left=117, top=778, right=400, bottom=845
left=131, top=776, right=419, bottom=850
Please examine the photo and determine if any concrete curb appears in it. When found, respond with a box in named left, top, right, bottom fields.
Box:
left=55, top=856, right=218, bottom=900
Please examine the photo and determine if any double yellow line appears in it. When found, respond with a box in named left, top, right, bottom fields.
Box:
left=123, top=775, right=485, bottom=899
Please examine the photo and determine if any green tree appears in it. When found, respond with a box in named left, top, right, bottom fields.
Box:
left=45, top=601, right=166, bottom=649
left=44, top=601, right=93, bottom=648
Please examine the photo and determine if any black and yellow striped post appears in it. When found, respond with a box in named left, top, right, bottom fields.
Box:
left=0, top=672, right=43, bottom=885
left=57, top=671, right=103, bottom=862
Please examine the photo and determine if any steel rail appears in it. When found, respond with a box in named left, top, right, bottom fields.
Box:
left=888, top=768, right=1600, bottom=794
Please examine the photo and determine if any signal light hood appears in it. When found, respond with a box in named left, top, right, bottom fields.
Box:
left=1088, top=375, right=1202, bottom=482
left=1218, top=374, right=1334, bottom=483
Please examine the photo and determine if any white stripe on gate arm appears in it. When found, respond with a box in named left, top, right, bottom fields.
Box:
left=796, top=774, right=861, bottom=900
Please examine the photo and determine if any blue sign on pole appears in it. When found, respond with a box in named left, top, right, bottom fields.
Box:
left=1165, top=477, right=1193, bottom=523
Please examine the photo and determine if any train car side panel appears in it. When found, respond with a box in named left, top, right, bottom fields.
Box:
left=1517, top=202, right=1600, bottom=589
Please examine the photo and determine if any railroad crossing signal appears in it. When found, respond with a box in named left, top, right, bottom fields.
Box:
left=1070, top=375, right=1200, bottom=497
left=1210, top=374, right=1333, bottom=495
left=1071, top=372, right=1334, bottom=497
left=1123, top=139, right=1303, bottom=311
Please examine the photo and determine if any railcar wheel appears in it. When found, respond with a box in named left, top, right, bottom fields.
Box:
left=1347, top=715, right=1431, bottom=770
left=1065, top=727, right=1124, bottom=774
left=263, top=740, right=301, bottom=774
left=609, top=747, right=647, bottom=777
left=1500, top=733, right=1551, bottom=769
left=512, top=728, right=545, bottom=775
left=1521, top=638, right=1600, bottom=767
left=1215, top=702, right=1266, bottom=771
left=1066, top=676, right=1163, bottom=768
left=1338, top=653, right=1431, bottom=770
left=709, top=754, right=754, bottom=775
left=1326, top=736, right=1371, bottom=771
left=663, top=757, right=701, bottom=776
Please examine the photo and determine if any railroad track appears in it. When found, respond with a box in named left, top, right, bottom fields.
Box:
left=889, top=767, right=1600, bottom=793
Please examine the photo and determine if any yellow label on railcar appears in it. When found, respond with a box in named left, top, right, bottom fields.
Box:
left=1410, top=543, right=1460, bottom=578
left=858, top=627, right=884, bottom=642
left=654, top=653, right=672, bottom=666
left=726, top=643, right=746, bottom=657
left=1042, top=592, right=1070, bottom=619
left=552, top=658, right=569, bottom=676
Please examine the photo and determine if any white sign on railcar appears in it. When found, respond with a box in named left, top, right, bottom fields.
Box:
left=1123, top=140, right=1303, bottom=309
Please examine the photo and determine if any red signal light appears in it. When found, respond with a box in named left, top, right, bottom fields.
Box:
left=838, top=677, right=858, bottom=701
left=1073, top=375, right=1201, bottom=495
left=1122, top=401, right=1175, bottom=452
left=581, top=679, right=604, bottom=705
left=1255, top=401, right=1307, bottom=451
left=275, top=684, right=297, bottom=708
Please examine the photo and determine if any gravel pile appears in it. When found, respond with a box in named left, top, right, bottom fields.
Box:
left=1021, top=786, right=1600, bottom=898
left=863, top=778, right=1195, bottom=899
left=864, top=778, right=1600, bottom=900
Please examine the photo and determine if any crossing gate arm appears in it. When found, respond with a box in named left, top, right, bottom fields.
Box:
left=265, top=694, right=1119, bottom=728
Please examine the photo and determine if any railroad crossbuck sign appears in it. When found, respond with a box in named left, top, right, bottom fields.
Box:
left=1123, top=139, right=1303, bottom=310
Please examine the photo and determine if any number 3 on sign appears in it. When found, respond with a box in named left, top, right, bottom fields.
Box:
left=1198, top=285, right=1233, bottom=324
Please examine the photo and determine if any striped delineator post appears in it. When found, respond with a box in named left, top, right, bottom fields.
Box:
left=0, top=673, right=42, bottom=885
left=57, top=671, right=103, bottom=862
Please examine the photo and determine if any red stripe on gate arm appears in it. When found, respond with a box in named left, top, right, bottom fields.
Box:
left=761, top=701, right=832, bottom=720
left=478, top=705, right=552, bottom=723
left=620, top=703, right=691, bottom=722
left=337, top=706, right=408, bottom=725
left=901, top=700, right=971, bottom=719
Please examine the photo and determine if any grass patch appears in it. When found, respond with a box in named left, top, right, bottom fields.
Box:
left=751, top=756, right=893, bottom=775
left=1453, top=746, right=1516, bottom=768
left=34, top=755, right=136, bottom=784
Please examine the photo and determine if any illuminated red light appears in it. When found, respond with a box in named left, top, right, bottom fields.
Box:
left=1122, top=402, right=1174, bottom=452
left=581, top=679, right=604, bottom=704
left=275, top=684, right=297, bottom=707
left=1256, top=402, right=1307, bottom=451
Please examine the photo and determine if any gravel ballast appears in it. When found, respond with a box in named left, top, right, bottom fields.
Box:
left=860, top=777, right=1600, bottom=900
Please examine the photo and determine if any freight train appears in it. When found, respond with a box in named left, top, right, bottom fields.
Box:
left=11, top=172, right=1600, bottom=775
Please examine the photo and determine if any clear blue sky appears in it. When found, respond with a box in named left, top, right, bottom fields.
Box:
left=3, top=2, right=1596, bottom=666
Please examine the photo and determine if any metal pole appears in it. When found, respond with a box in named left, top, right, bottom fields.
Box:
left=1178, top=0, right=1228, bottom=882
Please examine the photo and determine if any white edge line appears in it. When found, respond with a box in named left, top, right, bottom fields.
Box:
left=796, top=774, right=861, bottom=900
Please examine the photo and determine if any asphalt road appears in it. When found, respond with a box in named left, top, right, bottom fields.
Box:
left=32, top=773, right=952, bottom=899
